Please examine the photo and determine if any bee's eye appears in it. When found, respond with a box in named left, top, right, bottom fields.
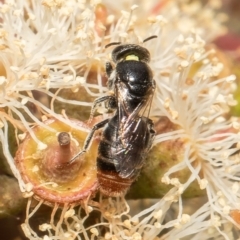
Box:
left=125, top=55, right=139, bottom=61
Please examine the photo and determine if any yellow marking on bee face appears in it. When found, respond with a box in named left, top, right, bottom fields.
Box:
left=125, top=55, right=139, bottom=61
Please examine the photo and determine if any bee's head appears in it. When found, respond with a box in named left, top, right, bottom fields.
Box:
left=105, top=35, right=157, bottom=64
left=111, top=44, right=150, bottom=63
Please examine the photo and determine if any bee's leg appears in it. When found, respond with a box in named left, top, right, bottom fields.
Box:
left=106, top=62, right=113, bottom=77
left=88, top=95, right=115, bottom=124
left=69, top=118, right=109, bottom=163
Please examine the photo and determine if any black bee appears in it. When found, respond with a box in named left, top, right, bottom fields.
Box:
left=71, top=36, right=156, bottom=196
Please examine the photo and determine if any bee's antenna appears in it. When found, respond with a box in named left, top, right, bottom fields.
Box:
left=143, top=35, right=158, bottom=43
left=105, top=42, right=121, bottom=48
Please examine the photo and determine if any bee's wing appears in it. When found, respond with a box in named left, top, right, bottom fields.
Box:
left=116, top=117, right=155, bottom=178
left=113, top=82, right=155, bottom=178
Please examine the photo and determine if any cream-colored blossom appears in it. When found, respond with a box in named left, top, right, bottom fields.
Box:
left=152, top=29, right=240, bottom=239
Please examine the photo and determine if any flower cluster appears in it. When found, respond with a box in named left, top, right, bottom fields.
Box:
left=0, top=0, right=240, bottom=239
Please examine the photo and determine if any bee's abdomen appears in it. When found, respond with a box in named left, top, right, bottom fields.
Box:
left=96, top=121, right=118, bottom=172
left=97, top=143, right=132, bottom=196
left=97, top=140, right=136, bottom=196
left=96, top=118, right=133, bottom=196
left=97, top=170, right=134, bottom=197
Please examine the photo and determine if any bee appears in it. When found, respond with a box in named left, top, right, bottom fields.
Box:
left=71, top=36, right=157, bottom=196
